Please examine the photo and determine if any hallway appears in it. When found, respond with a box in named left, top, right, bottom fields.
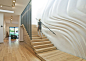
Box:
left=0, top=0, right=86, bottom=61
left=0, top=37, right=40, bottom=61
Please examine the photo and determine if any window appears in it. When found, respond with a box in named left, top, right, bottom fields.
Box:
left=9, top=27, right=19, bottom=37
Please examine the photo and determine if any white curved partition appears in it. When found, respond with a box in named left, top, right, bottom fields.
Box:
left=41, top=0, right=86, bottom=59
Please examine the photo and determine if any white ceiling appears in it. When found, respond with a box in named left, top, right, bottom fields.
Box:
left=0, top=0, right=30, bottom=24
left=0, top=0, right=30, bottom=15
left=4, top=13, right=19, bottom=24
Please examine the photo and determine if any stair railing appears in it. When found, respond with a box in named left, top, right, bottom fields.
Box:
left=36, top=18, right=56, bottom=35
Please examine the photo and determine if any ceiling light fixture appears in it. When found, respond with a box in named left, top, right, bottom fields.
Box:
left=10, top=16, right=13, bottom=23
left=0, top=9, right=14, bottom=13
left=11, top=18, right=12, bottom=20
left=13, top=1, right=15, bottom=2
left=1, top=5, right=2, bottom=7
left=12, top=0, right=16, bottom=7
left=12, top=3, right=15, bottom=7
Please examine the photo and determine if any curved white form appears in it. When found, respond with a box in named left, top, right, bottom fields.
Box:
left=42, top=0, right=86, bottom=59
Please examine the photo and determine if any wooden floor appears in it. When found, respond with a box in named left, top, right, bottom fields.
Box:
left=0, top=37, right=41, bottom=61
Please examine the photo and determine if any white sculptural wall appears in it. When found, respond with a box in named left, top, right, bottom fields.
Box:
left=41, top=0, right=86, bottom=59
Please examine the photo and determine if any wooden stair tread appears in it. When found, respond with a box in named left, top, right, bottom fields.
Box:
left=32, top=36, right=46, bottom=38
left=34, top=43, right=53, bottom=47
left=33, top=43, right=54, bottom=49
left=32, top=41, right=51, bottom=43
left=32, top=36, right=46, bottom=39
left=32, top=38, right=48, bottom=40
left=31, top=39, right=49, bottom=42
left=38, top=50, right=60, bottom=56
left=32, top=41, right=51, bottom=45
left=35, top=47, right=56, bottom=53
left=32, top=35, right=45, bottom=37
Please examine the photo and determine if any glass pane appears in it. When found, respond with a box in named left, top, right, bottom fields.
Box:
left=9, top=27, right=15, bottom=36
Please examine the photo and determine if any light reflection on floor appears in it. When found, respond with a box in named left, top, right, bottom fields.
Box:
left=3, top=37, right=41, bottom=61
left=8, top=37, right=19, bottom=47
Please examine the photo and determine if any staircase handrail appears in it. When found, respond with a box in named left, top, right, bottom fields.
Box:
left=36, top=18, right=56, bottom=35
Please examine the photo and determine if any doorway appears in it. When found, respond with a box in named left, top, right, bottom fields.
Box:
left=9, top=27, right=19, bottom=38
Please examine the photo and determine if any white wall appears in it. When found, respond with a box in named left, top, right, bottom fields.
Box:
left=33, top=0, right=86, bottom=59
left=19, top=15, right=23, bottom=41
left=3, top=21, right=6, bottom=39
left=0, top=13, right=4, bottom=43
left=19, top=15, right=21, bottom=41
left=19, top=26, right=23, bottom=41
left=6, top=23, right=18, bottom=35
left=32, top=0, right=48, bottom=25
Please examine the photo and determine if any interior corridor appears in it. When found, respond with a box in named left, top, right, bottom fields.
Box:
left=0, top=37, right=41, bottom=61
left=0, top=0, right=86, bottom=61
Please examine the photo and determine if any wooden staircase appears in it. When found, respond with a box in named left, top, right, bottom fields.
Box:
left=22, top=25, right=86, bottom=61
left=31, top=25, right=86, bottom=61
left=31, top=35, right=57, bottom=53
left=31, top=34, right=86, bottom=61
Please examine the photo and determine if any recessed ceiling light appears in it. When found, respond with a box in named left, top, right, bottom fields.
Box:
left=11, top=19, right=12, bottom=20
left=1, top=5, right=2, bottom=7
left=0, top=9, right=14, bottom=13
left=13, top=1, right=15, bottom=2
left=12, top=3, right=15, bottom=7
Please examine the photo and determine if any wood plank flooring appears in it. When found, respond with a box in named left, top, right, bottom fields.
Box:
left=0, top=37, right=41, bottom=61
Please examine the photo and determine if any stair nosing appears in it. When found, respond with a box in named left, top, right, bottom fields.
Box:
left=34, top=43, right=53, bottom=47
left=35, top=46, right=56, bottom=51
left=32, top=41, right=51, bottom=43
